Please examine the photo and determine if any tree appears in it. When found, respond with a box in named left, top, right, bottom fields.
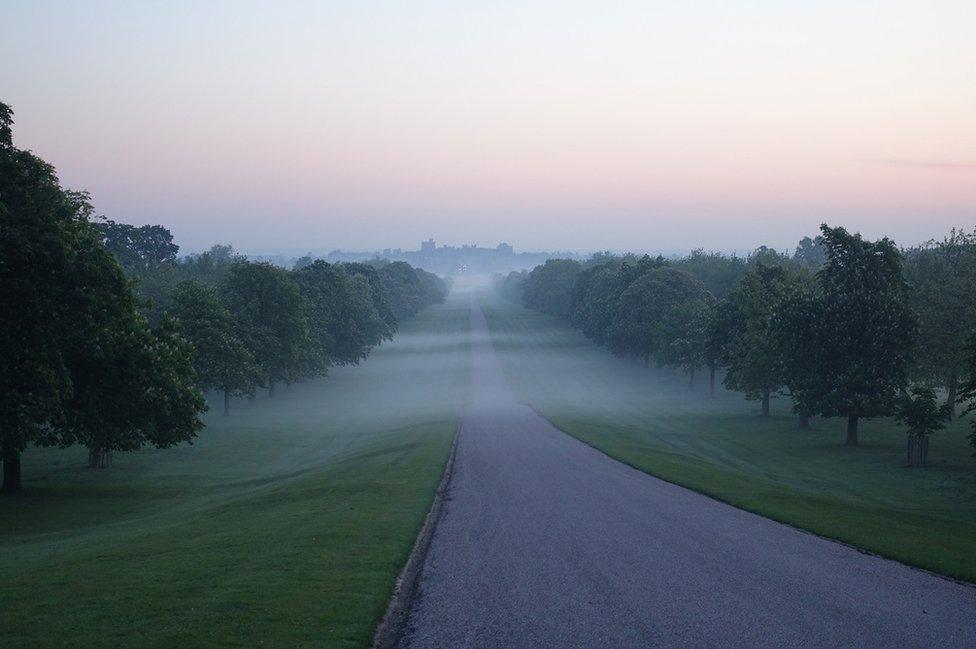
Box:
left=180, top=244, right=240, bottom=287
left=1, top=101, right=205, bottom=486
left=1, top=103, right=81, bottom=490
left=722, top=263, right=801, bottom=416
left=794, top=235, right=826, bottom=269
left=378, top=261, right=428, bottom=320
left=903, top=229, right=976, bottom=416
left=343, top=262, right=398, bottom=346
left=773, top=282, right=822, bottom=428
left=607, top=267, right=711, bottom=367
left=60, top=313, right=206, bottom=468
left=572, top=256, right=666, bottom=345
left=494, top=270, right=527, bottom=303
left=959, top=335, right=976, bottom=454
left=780, top=225, right=916, bottom=445
left=894, top=387, right=950, bottom=467
left=95, top=219, right=179, bottom=272
left=662, top=298, right=713, bottom=389
left=673, top=250, right=747, bottom=300
left=170, top=280, right=258, bottom=415
left=220, top=261, right=314, bottom=395
left=522, top=259, right=583, bottom=319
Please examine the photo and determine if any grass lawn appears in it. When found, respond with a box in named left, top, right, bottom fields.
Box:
left=481, top=292, right=976, bottom=583
left=0, top=295, right=470, bottom=648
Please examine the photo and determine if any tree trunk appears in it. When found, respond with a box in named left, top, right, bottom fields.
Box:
left=223, top=390, right=230, bottom=416
left=946, top=372, right=958, bottom=418
left=643, top=352, right=650, bottom=368
left=88, top=447, right=113, bottom=468
left=2, top=450, right=22, bottom=493
left=268, top=381, right=276, bottom=398
left=688, top=368, right=695, bottom=390
left=709, top=365, right=716, bottom=398
left=846, top=414, right=859, bottom=446
left=906, top=435, right=929, bottom=467
left=248, top=393, right=256, bottom=404
left=797, top=414, right=810, bottom=429
left=761, top=388, right=770, bottom=417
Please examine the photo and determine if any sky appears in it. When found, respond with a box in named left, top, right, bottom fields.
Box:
left=2, top=1, right=974, bottom=255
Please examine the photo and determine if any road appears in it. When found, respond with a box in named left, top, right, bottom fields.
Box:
left=396, top=299, right=976, bottom=648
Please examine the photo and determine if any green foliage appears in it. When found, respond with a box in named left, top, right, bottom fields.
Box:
left=793, top=235, right=826, bottom=269
left=522, top=258, right=583, bottom=319
left=672, top=249, right=746, bottom=300
left=572, top=256, right=667, bottom=344
left=378, top=261, right=448, bottom=320
left=0, top=105, right=81, bottom=475
left=0, top=101, right=206, bottom=485
left=722, top=263, right=805, bottom=414
left=903, top=229, right=976, bottom=407
left=960, top=335, right=976, bottom=452
left=661, top=299, right=712, bottom=378
left=607, top=267, right=712, bottom=365
left=814, top=226, right=916, bottom=418
left=776, top=225, right=917, bottom=442
left=494, top=270, right=527, bottom=303
left=895, top=387, right=950, bottom=438
left=170, top=280, right=258, bottom=399
left=343, top=262, right=398, bottom=347
left=95, top=219, right=179, bottom=272
left=220, top=261, right=315, bottom=388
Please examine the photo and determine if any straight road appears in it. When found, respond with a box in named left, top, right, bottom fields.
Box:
left=397, top=298, right=975, bottom=648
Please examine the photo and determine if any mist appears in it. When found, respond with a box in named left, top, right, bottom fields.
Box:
left=4, top=2, right=976, bottom=647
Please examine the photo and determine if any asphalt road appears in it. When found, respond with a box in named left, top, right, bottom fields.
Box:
left=397, top=299, right=976, bottom=648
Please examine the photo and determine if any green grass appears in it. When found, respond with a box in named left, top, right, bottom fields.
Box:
left=0, top=295, right=471, bottom=648
left=480, top=292, right=976, bottom=583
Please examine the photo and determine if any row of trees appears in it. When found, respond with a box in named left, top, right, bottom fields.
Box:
left=1, top=102, right=447, bottom=492
left=498, top=226, right=976, bottom=462
left=118, top=244, right=447, bottom=416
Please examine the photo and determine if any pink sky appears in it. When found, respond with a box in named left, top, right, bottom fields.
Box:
left=2, top=1, right=974, bottom=253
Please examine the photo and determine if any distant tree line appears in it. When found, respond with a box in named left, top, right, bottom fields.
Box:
left=497, top=227, right=976, bottom=464
left=0, top=102, right=448, bottom=492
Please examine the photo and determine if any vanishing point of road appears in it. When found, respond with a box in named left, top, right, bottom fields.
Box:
left=396, top=298, right=976, bottom=648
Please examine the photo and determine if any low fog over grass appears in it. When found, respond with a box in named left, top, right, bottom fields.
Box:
left=0, top=298, right=470, bottom=648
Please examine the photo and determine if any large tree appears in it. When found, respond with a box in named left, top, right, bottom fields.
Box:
left=661, top=298, right=714, bottom=389
left=292, top=260, right=376, bottom=368
left=903, top=229, right=976, bottom=416
left=170, top=280, right=258, bottom=415
left=59, top=313, right=206, bottom=468
left=779, top=225, right=916, bottom=445
left=1, top=103, right=83, bottom=491
left=1, top=102, right=205, bottom=487
left=343, top=262, right=398, bottom=347
left=96, top=219, right=179, bottom=271
left=522, top=259, right=583, bottom=319
left=607, top=267, right=711, bottom=366
left=673, top=250, right=747, bottom=300
left=720, top=263, right=804, bottom=416
left=220, top=261, right=314, bottom=395
left=572, top=256, right=666, bottom=345
left=959, top=334, right=976, bottom=453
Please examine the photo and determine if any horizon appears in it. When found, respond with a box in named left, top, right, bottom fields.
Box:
left=3, top=1, right=973, bottom=254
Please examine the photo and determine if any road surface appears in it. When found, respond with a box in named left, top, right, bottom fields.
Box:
left=397, top=299, right=975, bottom=648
